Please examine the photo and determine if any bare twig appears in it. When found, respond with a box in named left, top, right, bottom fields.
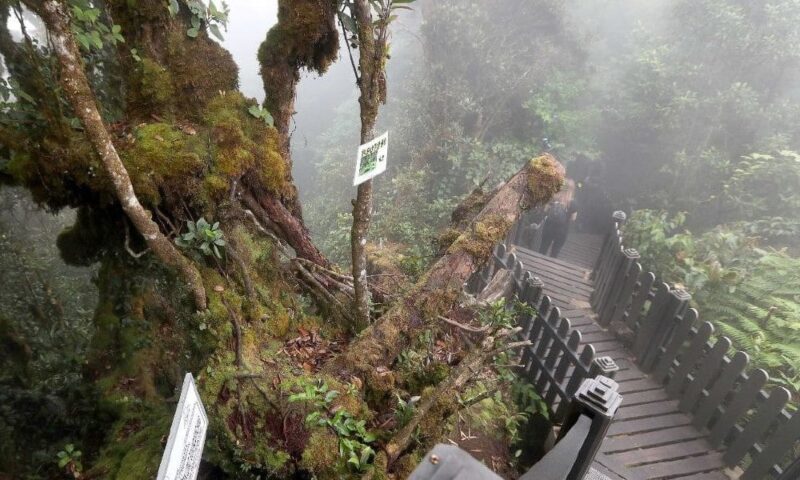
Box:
left=337, top=9, right=361, bottom=84
left=222, top=299, right=245, bottom=368
left=437, top=315, right=491, bottom=333
left=123, top=221, right=150, bottom=259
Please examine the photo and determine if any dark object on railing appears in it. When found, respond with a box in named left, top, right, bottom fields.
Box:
left=520, top=375, right=622, bottom=480
left=592, top=212, right=800, bottom=479
left=407, top=443, right=502, bottom=480
left=408, top=376, right=622, bottom=480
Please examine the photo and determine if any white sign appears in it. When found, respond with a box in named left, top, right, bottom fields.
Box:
left=353, top=131, right=389, bottom=186
left=157, top=373, right=208, bottom=480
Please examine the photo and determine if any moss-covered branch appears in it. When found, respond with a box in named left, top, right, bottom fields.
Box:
left=258, top=0, right=339, bottom=216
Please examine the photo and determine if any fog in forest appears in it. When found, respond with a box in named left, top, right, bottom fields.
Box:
left=2, top=0, right=800, bottom=478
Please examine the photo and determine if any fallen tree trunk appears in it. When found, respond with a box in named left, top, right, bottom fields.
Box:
left=328, top=154, right=565, bottom=395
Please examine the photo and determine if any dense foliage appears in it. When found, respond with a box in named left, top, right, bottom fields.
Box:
left=625, top=210, right=800, bottom=400
left=306, top=0, right=589, bottom=269
left=2, top=0, right=800, bottom=477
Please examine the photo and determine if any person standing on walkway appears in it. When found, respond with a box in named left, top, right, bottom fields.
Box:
left=538, top=179, right=577, bottom=258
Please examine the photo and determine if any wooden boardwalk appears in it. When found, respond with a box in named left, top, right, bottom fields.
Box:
left=511, top=234, right=730, bottom=480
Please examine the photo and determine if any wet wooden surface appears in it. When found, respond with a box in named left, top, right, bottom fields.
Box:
left=512, top=234, right=729, bottom=480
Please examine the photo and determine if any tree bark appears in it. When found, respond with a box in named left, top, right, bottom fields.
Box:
left=330, top=154, right=565, bottom=392
left=350, top=0, right=387, bottom=330
left=242, top=189, right=332, bottom=269
left=259, top=0, right=339, bottom=218
left=32, top=0, right=207, bottom=310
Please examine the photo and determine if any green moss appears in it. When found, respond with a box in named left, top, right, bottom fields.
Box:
left=202, top=92, right=287, bottom=201
left=416, top=387, right=460, bottom=447
left=392, top=451, right=421, bottom=479
left=165, top=29, right=239, bottom=115
left=137, top=58, right=175, bottom=112
left=3, top=134, right=109, bottom=209
left=257, top=1, right=338, bottom=76
left=120, top=123, right=205, bottom=205
left=402, top=361, right=451, bottom=394
left=300, top=430, right=342, bottom=477
left=527, top=153, right=565, bottom=207
left=449, top=215, right=513, bottom=261
left=88, top=407, right=171, bottom=480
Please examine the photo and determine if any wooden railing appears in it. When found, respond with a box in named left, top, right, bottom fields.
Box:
left=592, top=212, right=800, bottom=480
left=453, top=244, right=624, bottom=479
left=409, top=375, right=621, bottom=480
left=466, top=243, right=620, bottom=422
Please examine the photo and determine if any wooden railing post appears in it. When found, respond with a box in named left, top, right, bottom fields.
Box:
left=520, top=376, right=622, bottom=480
left=597, top=248, right=640, bottom=327
left=592, top=211, right=626, bottom=279
left=585, top=207, right=800, bottom=478
left=636, top=288, right=691, bottom=372
left=590, top=356, right=620, bottom=380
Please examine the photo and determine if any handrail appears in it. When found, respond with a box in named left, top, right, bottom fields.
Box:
left=592, top=211, right=800, bottom=479
left=408, top=376, right=622, bottom=480
left=521, top=376, right=622, bottom=480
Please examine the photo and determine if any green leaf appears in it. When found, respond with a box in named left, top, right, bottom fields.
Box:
left=85, top=8, right=100, bottom=22
left=305, top=411, right=321, bottom=424
left=91, top=31, right=103, bottom=49
left=360, top=445, right=374, bottom=465
left=209, top=23, right=224, bottom=41
left=187, top=27, right=199, bottom=38
left=168, top=0, right=179, bottom=16
left=77, top=33, right=91, bottom=51
left=339, top=13, right=357, bottom=32
left=324, top=390, right=339, bottom=403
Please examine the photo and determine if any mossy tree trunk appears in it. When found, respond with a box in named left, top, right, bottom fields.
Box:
left=258, top=0, right=339, bottom=219
left=29, top=0, right=207, bottom=310
left=0, top=1, right=567, bottom=477
left=349, top=0, right=388, bottom=330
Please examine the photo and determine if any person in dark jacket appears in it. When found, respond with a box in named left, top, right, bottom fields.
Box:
left=538, top=179, right=577, bottom=258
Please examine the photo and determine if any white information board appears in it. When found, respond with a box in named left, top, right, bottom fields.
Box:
left=157, top=373, right=208, bottom=480
left=353, top=131, right=388, bottom=186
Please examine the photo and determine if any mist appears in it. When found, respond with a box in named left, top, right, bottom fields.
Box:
left=2, top=0, right=800, bottom=477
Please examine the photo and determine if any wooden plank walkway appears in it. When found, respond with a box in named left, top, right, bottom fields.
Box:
left=510, top=234, right=730, bottom=480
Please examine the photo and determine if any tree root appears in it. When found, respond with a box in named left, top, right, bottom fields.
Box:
left=222, top=299, right=246, bottom=369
